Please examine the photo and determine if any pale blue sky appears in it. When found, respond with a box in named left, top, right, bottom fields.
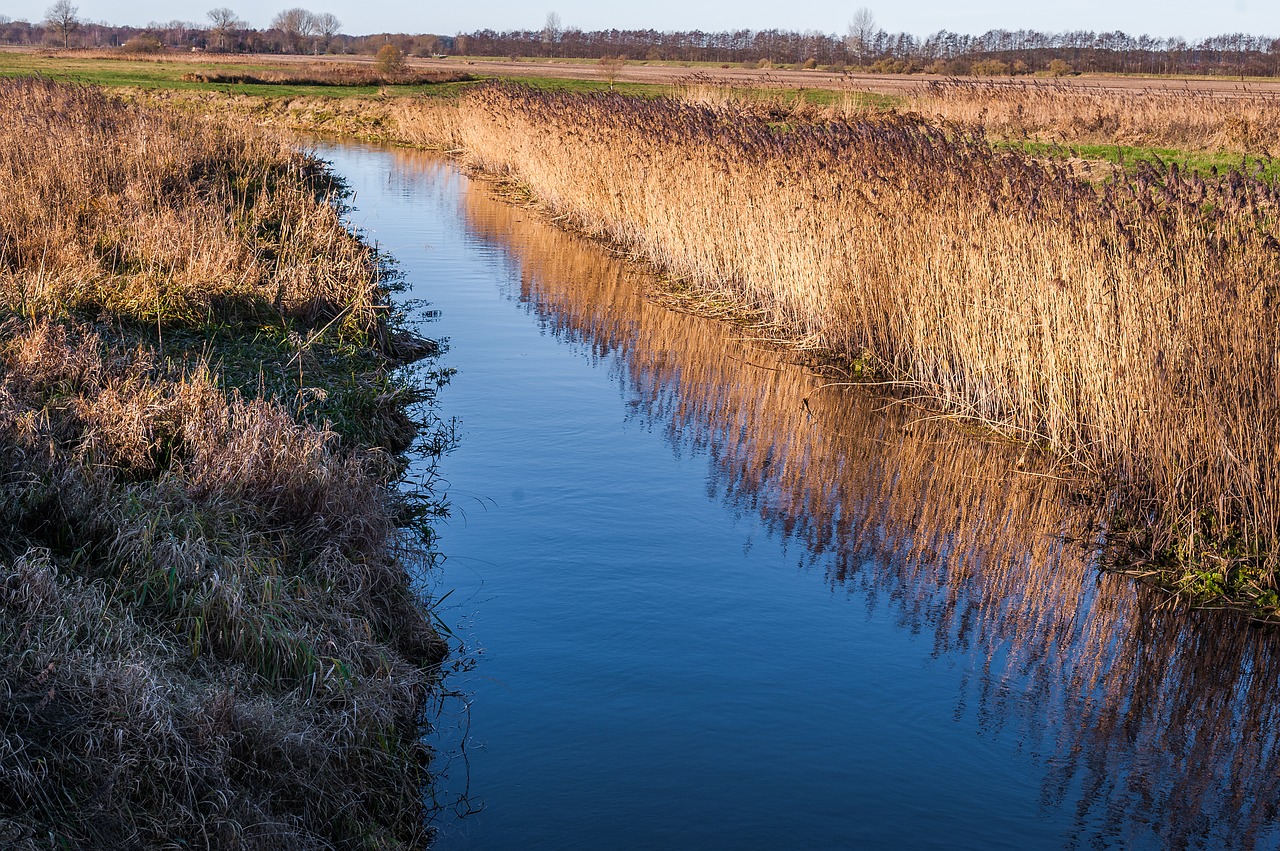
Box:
left=2, top=0, right=1275, bottom=40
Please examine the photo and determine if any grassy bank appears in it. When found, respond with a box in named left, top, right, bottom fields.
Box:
left=0, top=77, right=449, bottom=848
left=0, top=49, right=475, bottom=98
left=392, top=83, right=1280, bottom=614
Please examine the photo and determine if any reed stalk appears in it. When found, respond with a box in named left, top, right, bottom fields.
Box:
left=400, top=83, right=1280, bottom=610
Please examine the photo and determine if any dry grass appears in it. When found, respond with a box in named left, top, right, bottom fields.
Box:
left=903, top=79, right=1280, bottom=153
left=400, top=83, right=1280, bottom=611
left=662, top=75, right=1280, bottom=156
left=0, top=78, right=447, bottom=848
left=459, top=177, right=1280, bottom=847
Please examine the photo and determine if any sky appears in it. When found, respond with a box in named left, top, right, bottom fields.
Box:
left=3, top=0, right=1276, bottom=41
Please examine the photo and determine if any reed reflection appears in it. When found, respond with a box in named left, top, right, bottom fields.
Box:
left=391, top=147, right=1280, bottom=850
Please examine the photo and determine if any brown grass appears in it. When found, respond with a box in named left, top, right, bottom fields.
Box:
left=903, top=78, right=1280, bottom=153
left=453, top=172, right=1280, bottom=845
left=398, top=83, right=1280, bottom=611
left=0, top=78, right=447, bottom=848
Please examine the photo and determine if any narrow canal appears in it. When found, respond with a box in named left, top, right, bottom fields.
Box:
left=321, top=141, right=1280, bottom=851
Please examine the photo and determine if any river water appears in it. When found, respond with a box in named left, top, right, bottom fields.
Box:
left=320, top=141, right=1280, bottom=850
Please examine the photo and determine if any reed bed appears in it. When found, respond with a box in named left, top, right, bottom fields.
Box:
left=405, top=83, right=1280, bottom=610
left=459, top=179, right=1280, bottom=846
left=0, top=78, right=447, bottom=848
left=899, top=79, right=1280, bottom=154
left=664, top=76, right=1280, bottom=155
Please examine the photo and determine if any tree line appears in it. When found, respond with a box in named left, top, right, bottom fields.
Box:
left=453, top=20, right=1280, bottom=76
left=6, top=3, right=1280, bottom=77
left=4, top=3, right=444, bottom=57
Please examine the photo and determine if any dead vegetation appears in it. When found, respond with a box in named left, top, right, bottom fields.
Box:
left=904, top=78, right=1280, bottom=153
left=0, top=77, right=448, bottom=848
left=398, top=82, right=1280, bottom=613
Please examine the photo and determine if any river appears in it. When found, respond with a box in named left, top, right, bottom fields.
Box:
left=319, top=140, right=1280, bottom=851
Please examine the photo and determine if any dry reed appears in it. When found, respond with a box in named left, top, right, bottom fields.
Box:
left=903, top=79, right=1280, bottom=153
left=455, top=171, right=1280, bottom=848
left=400, top=83, right=1280, bottom=610
left=0, top=78, right=446, bottom=848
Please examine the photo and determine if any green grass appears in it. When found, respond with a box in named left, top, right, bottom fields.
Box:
left=1001, top=139, right=1280, bottom=181
left=0, top=50, right=897, bottom=105
left=492, top=73, right=667, bottom=97
left=0, top=50, right=473, bottom=98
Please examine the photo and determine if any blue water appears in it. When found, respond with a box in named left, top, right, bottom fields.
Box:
left=321, top=141, right=1280, bottom=851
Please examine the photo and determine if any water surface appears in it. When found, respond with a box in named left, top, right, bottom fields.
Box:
left=322, top=141, right=1280, bottom=851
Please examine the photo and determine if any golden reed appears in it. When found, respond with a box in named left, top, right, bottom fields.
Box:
left=400, top=83, right=1280, bottom=608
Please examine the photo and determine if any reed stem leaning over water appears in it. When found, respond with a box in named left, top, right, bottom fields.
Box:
left=399, top=82, right=1280, bottom=610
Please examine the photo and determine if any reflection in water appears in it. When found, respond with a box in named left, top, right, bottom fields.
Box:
left=393, top=148, right=1280, bottom=850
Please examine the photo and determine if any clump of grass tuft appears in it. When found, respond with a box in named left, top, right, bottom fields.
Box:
left=0, top=77, right=450, bottom=848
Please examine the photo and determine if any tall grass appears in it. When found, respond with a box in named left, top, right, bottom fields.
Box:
left=404, top=83, right=1280, bottom=609
left=455, top=176, right=1280, bottom=846
left=905, top=79, right=1280, bottom=154
left=0, top=78, right=447, bottom=848
left=662, top=76, right=1280, bottom=156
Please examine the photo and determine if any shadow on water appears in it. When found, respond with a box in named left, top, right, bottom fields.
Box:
left=377, top=147, right=1280, bottom=850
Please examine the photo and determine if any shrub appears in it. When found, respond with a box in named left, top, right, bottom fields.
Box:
left=971, top=59, right=1010, bottom=75
left=121, top=33, right=165, bottom=54
left=376, top=43, right=406, bottom=74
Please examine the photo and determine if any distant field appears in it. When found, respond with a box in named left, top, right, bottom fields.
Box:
left=13, top=46, right=1280, bottom=101
left=435, top=54, right=1280, bottom=98
left=0, top=48, right=476, bottom=97
left=3, top=47, right=1277, bottom=176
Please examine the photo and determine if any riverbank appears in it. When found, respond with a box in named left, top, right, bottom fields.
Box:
left=175, top=81, right=1280, bottom=619
left=409, top=85, right=1280, bottom=616
left=97, top=71, right=1280, bottom=614
left=0, top=78, right=449, bottom=848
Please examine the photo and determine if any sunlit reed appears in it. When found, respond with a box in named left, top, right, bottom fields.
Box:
left=397, top=83, right=1280, bottom=609
left=444, top=160, right=1280, bottom=848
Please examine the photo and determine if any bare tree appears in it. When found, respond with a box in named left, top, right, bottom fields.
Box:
left=598, top=54, right=625, bottom=90
left=206, top=7, right=243, bottom=51
left=270, top=7, right=316, bottom=53
left=158, top=19, right=196, bottom=47
left=542, top=11, right=561, bottom=57
left=846, top=7, right=876, bottom=67
left=44, top=0, right=79, bottom=49
left=313, top=12, right=341, bottom=53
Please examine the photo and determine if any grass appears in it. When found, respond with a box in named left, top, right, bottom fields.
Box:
left=905, top=78, right=1280, bottom=157
left=397, top=82, right=1280, bottom=617
left=662, top=75, right=1280, bottom=177
left=997, top=140, right=1280, bottom=181
left=491, top=73, right=666, bottom=98
left=0, top=49, right=475, bottom=98
left=0, top=77, right=451, bottom=848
